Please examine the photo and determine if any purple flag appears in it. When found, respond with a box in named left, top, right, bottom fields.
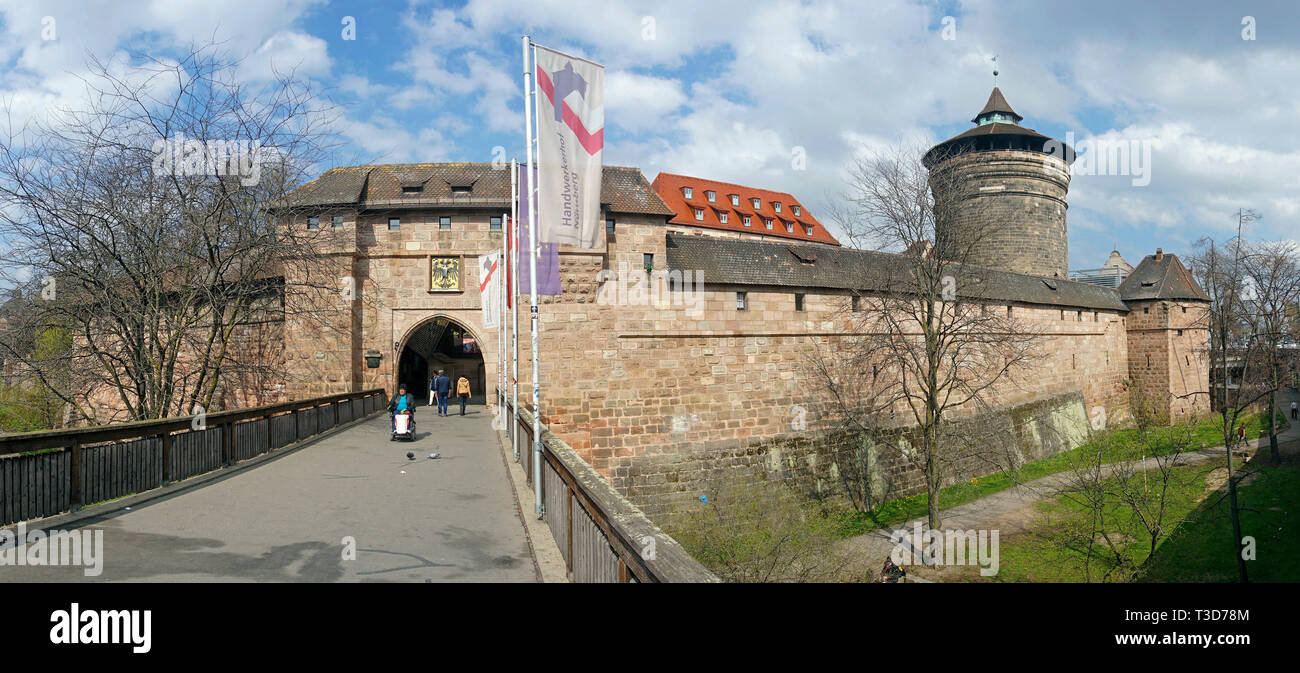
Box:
left=517, top=164, right=561, bottom=295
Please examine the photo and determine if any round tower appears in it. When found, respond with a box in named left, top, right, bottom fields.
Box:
left=923, top=87, right=1074, bottom=278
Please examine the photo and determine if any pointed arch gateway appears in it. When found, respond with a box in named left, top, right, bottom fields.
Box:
left=396, top=315, right=487, bottom=408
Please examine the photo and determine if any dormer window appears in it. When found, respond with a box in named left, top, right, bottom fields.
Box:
left=450, top=184, right=471, bottom=194
left=694, top=208, right=704, bottom=221
left=719, top=211, right=728, bottom=224
left=774, top=202, right=782, bottom=213
left=683, top=187, right=693, bottom=200
left=403, top=185, right=423, bottom=195
left=752, top=198, right=761, bottom=210
left=730, top=194, right=740, bottom=206
left=742, top=215, right=751, bottom=227
left=792, top=205, right=801, bottom=216
left=804, top=223, right=814, bottom=236
left=765, top=219, right=773, bottom=230
left=784, top=220, right=793, bottom=233
left=706, top=190, right=716, bottom=203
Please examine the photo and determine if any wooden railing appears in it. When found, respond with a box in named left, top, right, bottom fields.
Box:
left=503, top=395, right=719, bottom=583
left=0, top=389, right=387, bottom=527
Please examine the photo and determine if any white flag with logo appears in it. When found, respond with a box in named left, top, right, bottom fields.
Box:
left=534, top=45, right=604, bottom=249
left=480, top=251, right=501, bottom=329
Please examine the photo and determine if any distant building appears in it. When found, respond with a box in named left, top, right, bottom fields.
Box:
left=650, top=172, right=841, bottom=246
left=1071, top=248, right=1135, bottom=288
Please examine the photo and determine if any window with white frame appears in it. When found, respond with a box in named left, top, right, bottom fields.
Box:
left=742, top=215, right=751, bottom=227
left=730, top=194, right=740, bottom=206
left=736, top=292, right=747, bottom=310
left=784, top=220, right=793, bottom=233
left=774, top=202, right=782, bottom=213
left=752, top=197, right=761, bottom=209
left=792, top=205, right=801, bottom=216
left=719, top=211, right=728, bottom=224
left=683, top=187, right=693, bottom=199
left=765, top=219, right=773, bottom=229
left=706, top=190, right=716, bottom=202
left=694, top=208, right=705, bottom=221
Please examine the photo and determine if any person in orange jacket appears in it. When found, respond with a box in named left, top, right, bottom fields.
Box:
left=456, top=376, right=471, bottom=416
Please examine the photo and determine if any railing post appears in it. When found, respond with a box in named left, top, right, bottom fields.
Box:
left=69, top=440, right=82, bottom=509
left=161, top=431, right=172, bottom=484
left=222, top=420, right=233, bottom=466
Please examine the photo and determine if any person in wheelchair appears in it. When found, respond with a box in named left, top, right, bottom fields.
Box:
left=387, top=383, right=417, bottom=433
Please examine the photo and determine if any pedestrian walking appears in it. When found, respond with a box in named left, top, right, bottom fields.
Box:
left=457, top=376, right=471, bottom=416
left=428, top=373, right=436, bottom=407
left=434, top=369, right=451, bottom=417
left=1291, top=401, right=1297, bottom=420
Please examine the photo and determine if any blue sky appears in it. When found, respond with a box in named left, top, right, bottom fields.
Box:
left=2, top=0, right=1298, bottom=270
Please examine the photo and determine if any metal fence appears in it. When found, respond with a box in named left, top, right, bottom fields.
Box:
left=503, top=395, right=719, bottom=584
left=0, top=389, right=387, bottom=527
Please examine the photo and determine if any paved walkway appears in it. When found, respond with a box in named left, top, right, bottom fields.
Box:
left=843, top=390, right=1300, bottom=566
left=0, top=408, right=537, bottom=582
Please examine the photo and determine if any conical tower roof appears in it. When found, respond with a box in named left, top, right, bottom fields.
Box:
left=972, top=87, right=1022, bottom=124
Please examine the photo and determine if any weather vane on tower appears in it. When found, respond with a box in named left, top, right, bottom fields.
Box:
left=992, top=54, right=999, bottom=87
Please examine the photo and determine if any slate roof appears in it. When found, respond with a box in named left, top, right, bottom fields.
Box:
left=1118, top=250, right=1210, bottom=302
left=651, top=172, right=841, bottom=245
left=665, top=234, right=1130, bottom=311
left=275, top=163, right=673, bottom=216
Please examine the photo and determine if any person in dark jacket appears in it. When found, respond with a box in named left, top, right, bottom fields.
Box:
left=433, top=370, right=452, bottom=417
left=388, top=384, right=416, bottom=431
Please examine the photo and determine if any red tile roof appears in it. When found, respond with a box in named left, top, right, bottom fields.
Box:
left=650, top=172, right=841, bottom=246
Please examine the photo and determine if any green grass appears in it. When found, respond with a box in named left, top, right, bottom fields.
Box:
left=960, top=458, right=1300, bottom=583
left=833, top=410, right=1284, bottom=539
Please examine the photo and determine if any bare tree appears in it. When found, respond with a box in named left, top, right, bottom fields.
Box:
left=811, top=141, right=1039, bottom=529
left=1186, top=211, right=1277, bottom=583
left=0, top=44, right=344, bottom=425
left=1241, top=239, right=1300, bottom=463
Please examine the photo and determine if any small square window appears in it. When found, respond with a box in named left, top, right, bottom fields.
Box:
left=730, top=194, right=739, bottom=206
left=694, top=208, right=704, bottom=221
left=719, top=211, right=728, bottom=224
left=307, top=216, right=319, bottom=230
left=736, top=292, right=747, bottom=310
left=439, top=216, right=451, bottom=230
left=795, top=293, right=805, bottom=311
left=388, top=217, right=400, bottom=231
left=706, top=190, right=716, bottom=203
left=752, top=198, right=761, bottom=209
left=490, top=215, right=502, bottom=231
left=1177, top=329, right=1183, bottom=336
left=606, top=218, right=616, bottom=234
left=332, top=215, right=344, bottom=228
left=683, top=187, right=693, bottom=199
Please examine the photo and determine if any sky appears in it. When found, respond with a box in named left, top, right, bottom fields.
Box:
left=1, top=0, right=1297, bottom=271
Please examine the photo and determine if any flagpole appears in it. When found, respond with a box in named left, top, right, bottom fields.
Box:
left=510, top=159, right=520, bottom=461
left=523, top=34, right=543, bottom=515
left=498, top=209, right=506, bottom=418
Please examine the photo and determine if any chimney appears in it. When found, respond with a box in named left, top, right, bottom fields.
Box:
left=1155, top=248, right=1164, bottom=261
